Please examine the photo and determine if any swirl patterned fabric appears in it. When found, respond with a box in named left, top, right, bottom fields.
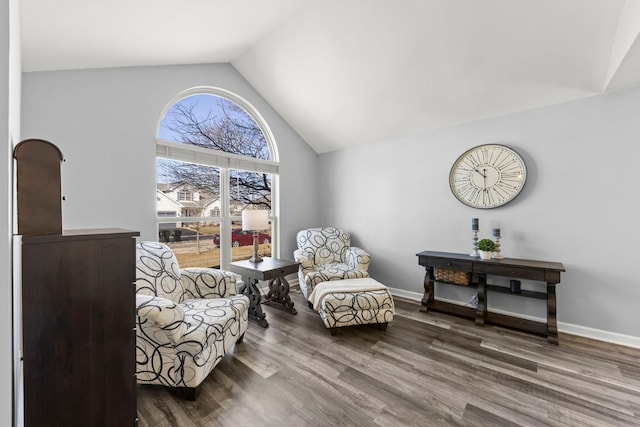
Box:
left=134, top=241, right=249, bottom=391
left=294, top=227, right=371, bottom=299
left=318, top=289, right=395, bottom=329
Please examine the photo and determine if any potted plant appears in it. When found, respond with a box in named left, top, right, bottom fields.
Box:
left=477, top=238, right=496, bottom=260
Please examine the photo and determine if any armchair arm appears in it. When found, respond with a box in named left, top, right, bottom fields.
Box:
left=294, top=249, right=315, bottom=272
left=136, top=294, right=186, bottom=344
left=346, top=247, right=371, bottom=271
left=180, top=267, right=237, bottom=299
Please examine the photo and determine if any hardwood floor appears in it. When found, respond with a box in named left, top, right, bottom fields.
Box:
left=137, top=289, right=640, bottom=426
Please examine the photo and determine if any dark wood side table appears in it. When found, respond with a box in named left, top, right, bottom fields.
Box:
left=228, top=257, right=300, bottom=328
left=416, top=251, right=565, bottom=344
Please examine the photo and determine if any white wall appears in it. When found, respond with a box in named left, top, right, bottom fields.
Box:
left=318, top=87, right=640, bottom=343
left=0, top=9, right=10, bottom=424
left=21, top=63, right=318, bottom=259
left=2, top=0, right=21, bottom=425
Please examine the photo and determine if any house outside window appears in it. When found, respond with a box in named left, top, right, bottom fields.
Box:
left=156, top=87, right=278, bottom=269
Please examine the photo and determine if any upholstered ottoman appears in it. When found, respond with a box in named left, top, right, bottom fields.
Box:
left=307, top=277, right=395, bottom=335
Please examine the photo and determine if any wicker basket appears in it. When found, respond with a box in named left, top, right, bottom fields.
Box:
left=434, top=268, right=471, bottom=285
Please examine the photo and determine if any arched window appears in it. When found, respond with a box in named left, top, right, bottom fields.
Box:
left=156, top=87, right=278, bottom=268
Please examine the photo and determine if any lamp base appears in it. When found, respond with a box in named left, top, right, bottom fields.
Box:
left=248, top=254, right=264, bottom=263
left=249, top=232, right=263, bottom=263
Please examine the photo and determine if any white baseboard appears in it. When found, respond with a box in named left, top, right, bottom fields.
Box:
left=556, top=323, right=640, bottom=349
left=387, top=287, right=640, bottom=349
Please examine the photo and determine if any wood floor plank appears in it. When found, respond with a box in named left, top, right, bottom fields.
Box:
left=371, top=339, right=556, bottom=425
left=137, top=290, right=640, bottom=426
left=229, top=340, right=283, bottom=379
left=479, top=339, right=640, bottom=407
left=461, top=403, right=522, bottom=427
left=467, top=356, right=640, bottom=426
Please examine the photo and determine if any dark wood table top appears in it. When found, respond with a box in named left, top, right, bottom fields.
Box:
left=416, top=250, right=565, bottom=272
left=229, top=257, right=299, bottom=280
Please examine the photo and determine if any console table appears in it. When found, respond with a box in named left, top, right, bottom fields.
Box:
left=416, top=251, right=565, bottom=344
left=228, top=257, right=299, bottom=328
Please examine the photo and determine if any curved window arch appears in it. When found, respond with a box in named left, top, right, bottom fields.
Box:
left=157, top=86, right=278, bottom=162
left=156, top=87, right=279, bottom=268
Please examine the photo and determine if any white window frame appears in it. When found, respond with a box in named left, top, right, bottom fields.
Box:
left=155, top=87, right=280, bottom=269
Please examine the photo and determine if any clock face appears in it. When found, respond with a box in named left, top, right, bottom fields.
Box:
left=449, top=144, right=527, bottom=209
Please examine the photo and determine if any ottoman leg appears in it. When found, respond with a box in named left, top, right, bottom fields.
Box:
left=329, top=327, right=337, bottom=336
left=378, top=322, right=388, bottom=331
left=308, top=301, right=314, bottom=310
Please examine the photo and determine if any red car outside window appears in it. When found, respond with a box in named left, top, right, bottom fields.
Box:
left=213, top=228, right=271, bottom=247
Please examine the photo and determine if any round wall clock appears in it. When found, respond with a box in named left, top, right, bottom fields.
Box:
left=449, top=144, right=527, bottom=209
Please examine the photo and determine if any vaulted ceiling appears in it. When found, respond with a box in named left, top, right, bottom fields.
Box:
left=20, top=0, right=640, bottom=153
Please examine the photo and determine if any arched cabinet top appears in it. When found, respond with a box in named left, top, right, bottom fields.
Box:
left=13, top=138, right=64, bottom=236
left=13, top=138, right=64, bottom=161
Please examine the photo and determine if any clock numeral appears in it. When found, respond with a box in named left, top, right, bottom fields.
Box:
left=501, top=171, right=523, bottom=180
left=495, top=158, right=520, bottom=171
left=488, top=187, right=505, bottom=205
left=455, top=166, right=475, bottom=176
left=493, top=180, right=520, bottom=200
left=461, top=157, right=480, bottom=169
left=470, top=188, right=482, bottom=205
left=486, top=188, right=495, bottom=206
left=480, top=149, right=489, bottom=165
left=455, top=181, right=483, bottom=204
left=453, top=176, right=472, bottom=187
left=455, top=182, right=475, bottom=198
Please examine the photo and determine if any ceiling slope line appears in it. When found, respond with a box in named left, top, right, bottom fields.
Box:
left=602, top=0, right=640, bottom=93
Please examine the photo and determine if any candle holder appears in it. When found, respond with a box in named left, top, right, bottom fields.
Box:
left=492, top=235, right=504, bottom=259
left=470, top=230, right=479, bottom=257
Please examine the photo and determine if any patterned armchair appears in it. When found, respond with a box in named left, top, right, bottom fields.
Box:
left=135, top=241, right=249, bottom=400
left=294, top=227, right=371, bottom=301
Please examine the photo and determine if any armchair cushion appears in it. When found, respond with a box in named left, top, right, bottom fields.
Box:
left=135, top=241, right=185, bottom=301
left=181, top=267, right=237, bottom=300
left=295, top=227, right=371, bottom=299
left=304, top=263, right=369, bottom=292
left=293, top=249, right=315, bottom=270
left=136, top=294, right=187, bottom=345
left=178, top=295, right=249, bottom=356
left=296, top=227, right=350, bottom=265
left=346, top=247, right=371, bottom=270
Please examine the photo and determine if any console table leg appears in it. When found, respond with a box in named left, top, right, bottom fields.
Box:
left=547, top=283, right=558, bottom=344
left=420, top=267, right=434, bottom=312
left=476, top=274, right=487, bottom=326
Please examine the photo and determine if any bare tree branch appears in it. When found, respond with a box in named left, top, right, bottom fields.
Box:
left=159, top=96, right=272, bottom=209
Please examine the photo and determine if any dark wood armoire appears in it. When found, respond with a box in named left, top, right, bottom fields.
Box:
left=20, top=229, right=140, bottom=426
left=14, top=138, right=139, bottom=425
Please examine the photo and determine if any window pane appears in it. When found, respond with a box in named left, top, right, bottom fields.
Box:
left=159, top=220, right=221, bottom=268
left=157, top=159, right=220, bottom=216
left=157, top=158, right=221, bottom=268
left=229, top=169, right=271, bottom=214
left=159, top=94, right=271, bottom=161
left=229, top=220, right=272, bottom=262
left=157, top=158, right=220, bottom=195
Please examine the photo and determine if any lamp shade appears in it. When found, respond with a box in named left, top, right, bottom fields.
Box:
left=242, top=209, right=269, bottom=231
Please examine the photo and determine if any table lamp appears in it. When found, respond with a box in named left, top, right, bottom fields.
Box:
left=242, top=209, right=269, bottom=263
